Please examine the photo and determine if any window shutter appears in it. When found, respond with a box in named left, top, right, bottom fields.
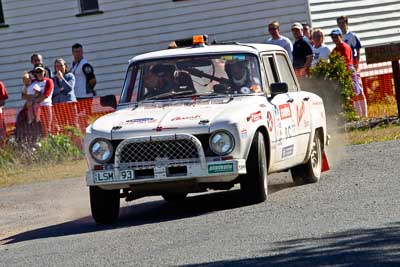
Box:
left=0, top=0, right=5, bottom=24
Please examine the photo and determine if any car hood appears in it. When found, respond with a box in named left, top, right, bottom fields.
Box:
left=91, top=97, right=258, bottom=139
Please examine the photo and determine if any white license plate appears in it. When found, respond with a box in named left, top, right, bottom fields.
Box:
left=93, top=170, right=134, bottom=183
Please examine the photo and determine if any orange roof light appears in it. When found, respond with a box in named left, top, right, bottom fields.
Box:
left=193, top=35, right=205, bottom=45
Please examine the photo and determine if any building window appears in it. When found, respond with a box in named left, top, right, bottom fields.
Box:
left=76, top=0, right=103, bottom=17
left=80, top=0, right=99, bottom=13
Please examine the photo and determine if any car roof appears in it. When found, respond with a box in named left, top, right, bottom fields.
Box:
left=129, top=43, right=286, bottom=63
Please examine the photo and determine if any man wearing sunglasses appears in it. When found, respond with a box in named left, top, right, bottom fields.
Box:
left=266, top=20, right=293, bottom=62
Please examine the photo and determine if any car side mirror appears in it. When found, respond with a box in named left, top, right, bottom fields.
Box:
left=100, top=95, right=117, bottom=109
left=270, top=82, right=288, bottom=97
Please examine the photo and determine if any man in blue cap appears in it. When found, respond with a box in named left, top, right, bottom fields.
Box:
left=330, top=27, right=367, bottom=117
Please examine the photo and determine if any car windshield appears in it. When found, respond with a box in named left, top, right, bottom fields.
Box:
left=119, top=53, right=263, bottom=104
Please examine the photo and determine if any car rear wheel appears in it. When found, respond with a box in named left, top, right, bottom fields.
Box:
left=90, top=186, right=120, bottom=224
left=162, top=193, right=188, bottom=203
left=291, top=131, right=322, bottom=185
left=240, top=131, right=268, bottom=203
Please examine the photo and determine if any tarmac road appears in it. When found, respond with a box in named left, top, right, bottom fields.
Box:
left=0, top=140, right=400, bottom=266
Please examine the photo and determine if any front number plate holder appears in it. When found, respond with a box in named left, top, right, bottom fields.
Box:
left=93, top=170, right=134, bottom=183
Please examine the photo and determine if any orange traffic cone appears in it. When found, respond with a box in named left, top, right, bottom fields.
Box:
left=321, top=151, right=330, bottom=172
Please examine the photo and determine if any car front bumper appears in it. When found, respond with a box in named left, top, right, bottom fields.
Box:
left=86, top=159, right=247, bottom=189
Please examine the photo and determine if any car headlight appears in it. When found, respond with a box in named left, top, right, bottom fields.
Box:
left=209, top=131, right=235, bottom=156
left=90, top=139, right=113, bottom=163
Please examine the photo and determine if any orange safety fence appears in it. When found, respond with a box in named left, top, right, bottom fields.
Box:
left=0, top=96, right=116, bottom=144
left=295, top=60, right=399, bottom=118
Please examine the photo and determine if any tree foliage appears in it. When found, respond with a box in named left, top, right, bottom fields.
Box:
left=309, top=52, right=358, bottom=121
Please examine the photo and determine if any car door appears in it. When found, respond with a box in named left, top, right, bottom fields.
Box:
left=274, top=52, right=312, bottom=159
left=262, top=53, right=297, bottom=163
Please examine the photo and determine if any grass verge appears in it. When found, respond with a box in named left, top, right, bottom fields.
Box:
left=0, top=159, right=87, bottom=188
left=345, top=123, right=400, bottom=145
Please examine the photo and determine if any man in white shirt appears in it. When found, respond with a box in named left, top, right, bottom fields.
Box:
left=337, top=16, right=362, bottom=70
left=266, top=21, right=293, bottom=62
left=70, top=43, right=97, bottom=120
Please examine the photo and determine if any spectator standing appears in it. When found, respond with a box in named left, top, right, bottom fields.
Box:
left=0, top=81, right=8, bottom=109
left=0, top=81, right=8, bottom=142
left=302, top=22, right=313, bottom=45
left=337, top=16, right=362, bottom=70
left=330, top=28, right=367, bottom=117
left=70, top=43, right=96, bottom=118
left=311, top=28, right=331, bottom=67
left=29, top=53, right=52, bottom=79
left=291, top=22, right=313, bottom=76
left=266, top=21, right=293, bottom=62
left=52, top=58, right=76, bottom=104
left=29, top=63, right=54, bottom=136
left=52, top=58, right=77, bottom=131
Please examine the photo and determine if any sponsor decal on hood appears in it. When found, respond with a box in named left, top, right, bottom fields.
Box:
left=171, top=115, right=202, bottom=121
left=121, top=117, right=157, bottom=125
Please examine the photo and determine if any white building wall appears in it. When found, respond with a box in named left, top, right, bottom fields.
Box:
left=0, top=0, right=309, bottom=107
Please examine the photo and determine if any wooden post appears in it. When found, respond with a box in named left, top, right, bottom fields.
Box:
left=392, top=60, right=400, bottom=117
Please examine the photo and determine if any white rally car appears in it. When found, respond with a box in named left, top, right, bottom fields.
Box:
left=85, top=36, right=329, bottom=224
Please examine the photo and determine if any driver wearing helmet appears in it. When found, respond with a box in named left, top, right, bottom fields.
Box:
left=142, top=64, right=178, bottom=99
left=224, top=60, right=261, bottom=94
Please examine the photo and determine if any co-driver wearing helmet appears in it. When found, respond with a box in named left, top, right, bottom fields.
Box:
left=224, top=60, right=261, bottom=94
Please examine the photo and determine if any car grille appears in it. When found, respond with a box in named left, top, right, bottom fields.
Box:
left=116, top=136, right=202, bottom=168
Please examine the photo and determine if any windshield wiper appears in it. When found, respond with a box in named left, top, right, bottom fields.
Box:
left=184, top=92, right=227, bottom=98
left=145, top=89, right=196, bottom=100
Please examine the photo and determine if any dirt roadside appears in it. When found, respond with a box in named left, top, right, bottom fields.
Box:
left=0, top=177, right=89, bottom=242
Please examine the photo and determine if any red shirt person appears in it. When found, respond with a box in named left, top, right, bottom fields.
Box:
left=0, top=81, right=9, bottom=141
left=0, top=81, right=8, bottom=107
left=330, top=28, right=367, bottom=117
left=330, top=28, right=353, bottom=68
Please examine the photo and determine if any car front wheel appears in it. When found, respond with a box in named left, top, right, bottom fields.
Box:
left=240, top=131, right=268, bottom=203
left=291, top=131, right=322, bottom=185
left=90, top=186, right=120, bottom=224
